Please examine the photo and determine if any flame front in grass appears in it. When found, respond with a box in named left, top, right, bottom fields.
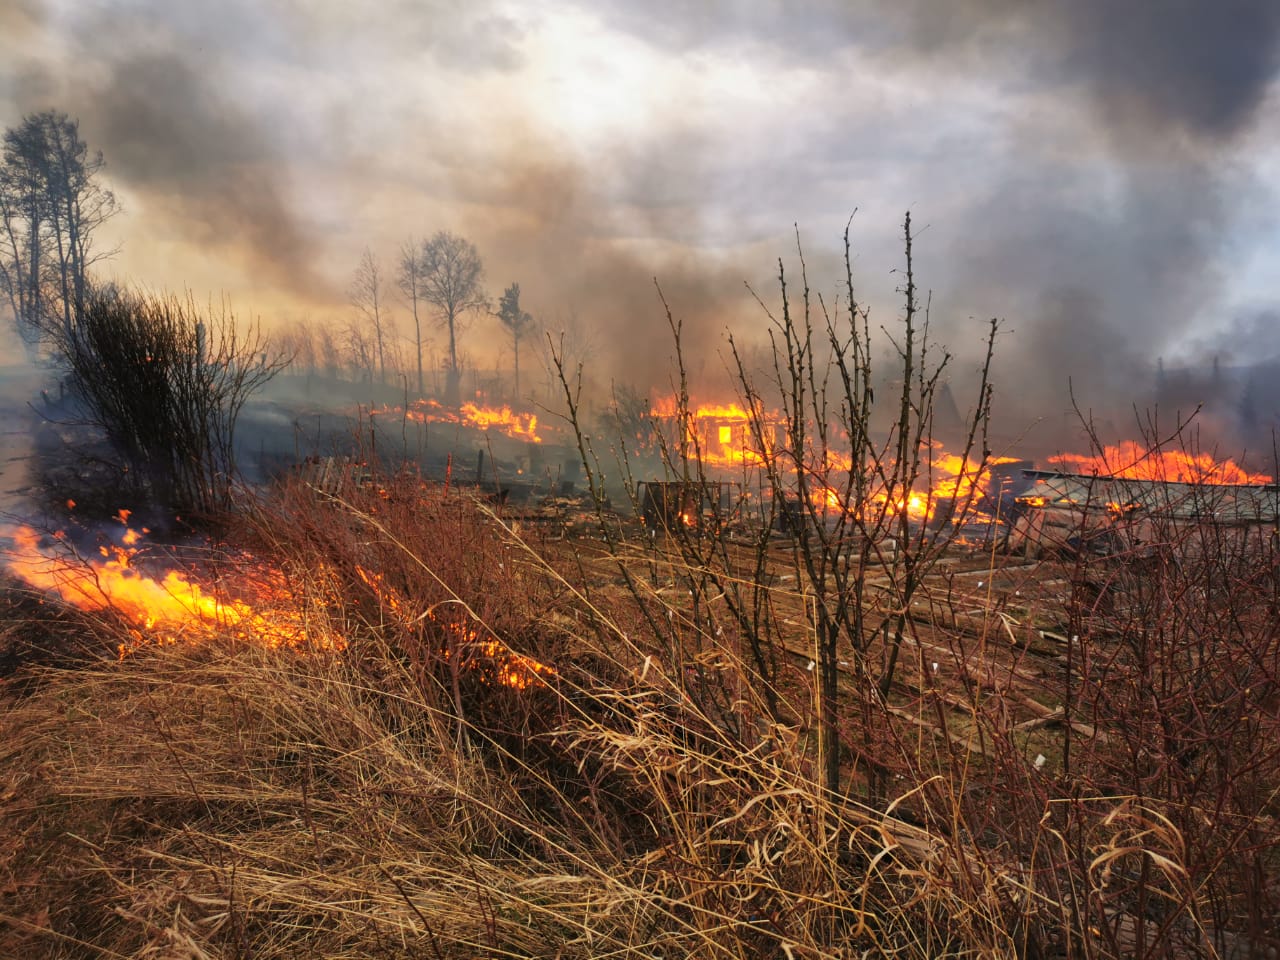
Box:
left=373, top=398, right=543, bottom=443
left=1049, top=442, right=1271, bottom=485
left=356, top=565, right=555, bottom=690
left=4, top=525, right=328, bottom=653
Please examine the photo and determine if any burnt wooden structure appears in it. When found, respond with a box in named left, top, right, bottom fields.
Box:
left=637, top=480, right=735, bottom=536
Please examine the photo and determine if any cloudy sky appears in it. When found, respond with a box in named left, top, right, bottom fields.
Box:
left=3, top=0, right=1280, bottom=436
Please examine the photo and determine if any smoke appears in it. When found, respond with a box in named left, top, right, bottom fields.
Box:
left=85, top=51, right=321, bottom=296
left=453, top=150, right=753, bottom=399
left=2, top=0, right=1279, bottom=446
left=594, top=0, right=1280, bottom=145
left=586, top=0, right=1280, bottom=439
left=0, top=0, right=42, bottom=46
left=1048, top=1, right=1280, bottom=144
left=882, top=0, right=1280, bottom=442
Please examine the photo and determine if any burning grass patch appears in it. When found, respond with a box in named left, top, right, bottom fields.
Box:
left=0, top=616, right=1018, bottom=958
left=2, top=462, right=1279, bottom=957
left=0, top=475, right=1037, bottom=958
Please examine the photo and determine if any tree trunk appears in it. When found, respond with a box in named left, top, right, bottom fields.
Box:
left=446, top=310, right=460, bottom=406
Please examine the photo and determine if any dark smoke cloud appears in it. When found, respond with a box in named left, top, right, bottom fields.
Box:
left=452, top=150, right=753, bottom=397
left=583, top=0, right=1280, bottom=440
left=1052, top=0, right=1280, bottom=144
left=84, top=51, right=322, bottom=296
left=593, top=0, right=1280, bottom=146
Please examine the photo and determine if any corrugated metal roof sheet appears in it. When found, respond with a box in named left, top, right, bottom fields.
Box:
left=1016, top=470, right=1280, bottom=523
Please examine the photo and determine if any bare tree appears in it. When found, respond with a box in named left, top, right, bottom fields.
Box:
left=396, top=240, right=429, bottom=397
left=0, top=110, right=117, bottom=350
left=496, top=282, right=533, bottom=402
left=277, top=320, right=317, bottom=378
left=531, top=308, right=598, bottom=405
left=349, top=248, right=392, bottom=383
left=343, top=319, right=376, bottom=384
left=419, top=230, right=485, bottom=406
left=315, top=321, right=341, bottom=381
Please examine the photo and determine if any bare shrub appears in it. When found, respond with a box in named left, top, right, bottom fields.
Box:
left=558, top=214, right=999, bottom=799
left=51, top=286, right=283, bottom=517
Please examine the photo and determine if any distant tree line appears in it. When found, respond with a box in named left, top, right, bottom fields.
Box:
left=287, top=232, right=547, bottom=408
left=0, top=108, right=564, bottom=414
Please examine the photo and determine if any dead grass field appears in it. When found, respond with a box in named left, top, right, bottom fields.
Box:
left=2, top=467, right=1278, bottom=958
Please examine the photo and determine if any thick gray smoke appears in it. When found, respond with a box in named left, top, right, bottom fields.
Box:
left=2, top=0, right=1278, bottom=448
left=897, top=0, right=1280, bottom=445
left=590, top=0, right=1280, bottom=445
left=89, top=52, right=320, bottom=296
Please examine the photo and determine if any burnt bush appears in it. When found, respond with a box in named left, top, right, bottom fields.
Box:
left=50, top=287, right=282, bottom=519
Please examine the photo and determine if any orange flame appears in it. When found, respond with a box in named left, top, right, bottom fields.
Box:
left=843, top=446, right=1018, bottom=523
left=648, top=397, right=1023, bottom=521
left=373, top=398, right=543, bottom=443
left=649, top=398, right=777, bottom=468
left=356, top=565, right=555, bottom=690
left=1049, top=442, right=1270, bottom=485
left=4, top=525, right=331, bottom=654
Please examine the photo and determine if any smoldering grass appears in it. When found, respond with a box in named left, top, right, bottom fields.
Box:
left=0, top=475, right=1019, bottom=959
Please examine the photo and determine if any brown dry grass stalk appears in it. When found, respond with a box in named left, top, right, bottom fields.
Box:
left=0, top=476, right=996, bottom=958
left=2, top=464, right=1276, bottom=957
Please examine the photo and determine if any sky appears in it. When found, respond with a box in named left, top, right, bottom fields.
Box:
left=3, top=0, right=1280, bottom=443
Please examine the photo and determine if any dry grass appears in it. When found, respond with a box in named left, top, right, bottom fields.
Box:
left=2, top=467, right=1277, bottom=958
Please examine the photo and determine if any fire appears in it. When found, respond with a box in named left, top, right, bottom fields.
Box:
left=3, top=523, right=329, bottom=654
left=356, top=566, right=555, bottom=690
left=1049, top=442, right=1270, bottom=485
left=850, top=447, right=1017, bottom=523
left=648, top=396, right=1019, bottom=523
left=2, top=515, right=551, bottom=689
left=648, top=397, right=777, bottom=468
left=373, top=398, right=543, bottom=443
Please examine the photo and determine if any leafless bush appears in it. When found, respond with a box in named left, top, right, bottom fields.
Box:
left=1037, top=421, right=1280, bottom=957
left=558, top=214, right=999, bottom=799
left=51, top=286, right=283, bottom=517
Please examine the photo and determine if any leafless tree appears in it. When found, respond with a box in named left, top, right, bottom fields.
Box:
left=315, top=321, right=342, bottom=381
left=396, top=239, right=430, bottom=397
left=496, top=281, right=533, bottom=402
left=0, top=110, right=117, bottom=351
left=531, top=308, right=598, bottom=405
left=343, top=318, right=376, bottom=384
left=277, top=319, right=318, bottom=381
left=419, top=230, right=486, bottom=406
left=350, top=248, right=392, bottom=383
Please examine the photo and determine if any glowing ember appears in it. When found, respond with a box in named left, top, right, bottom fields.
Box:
left=1049, top=442, right=1271, bottom=485
left=372, top=398, right=543, bottom=443
left=3, top=524, right=329, bottom=654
